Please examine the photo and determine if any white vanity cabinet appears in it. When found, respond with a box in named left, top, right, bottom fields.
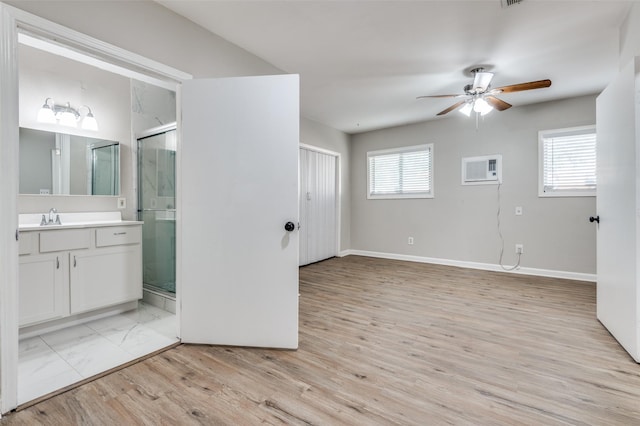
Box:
left=18, top=233, right=68, bottom=327
left=70, top=226, right=142, bottom=314
left=18, top=223, right=142, bottom=328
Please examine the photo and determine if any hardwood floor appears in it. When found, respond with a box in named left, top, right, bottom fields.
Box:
left=3, top=255, right=640, bottom=425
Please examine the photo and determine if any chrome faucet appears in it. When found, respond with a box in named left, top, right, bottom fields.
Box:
left=48, top=208, right=57, bottom=224
left=39, top=208, right=62, bottom=226
left=48, top=208, right=61, bottom=225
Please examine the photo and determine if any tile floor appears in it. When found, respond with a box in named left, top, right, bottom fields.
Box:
left=18, top=302, right=178, bottom=405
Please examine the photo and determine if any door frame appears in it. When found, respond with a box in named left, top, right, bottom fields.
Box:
left=299, top=143, right=342, bottom=259
left=0, top=4, right=190, bottom=413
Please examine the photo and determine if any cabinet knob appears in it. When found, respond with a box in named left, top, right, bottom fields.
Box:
left=284, top=221, right=295, bottom=232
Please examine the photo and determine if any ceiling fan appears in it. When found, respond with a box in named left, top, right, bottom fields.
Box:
left=417, top=67, right=552, bottom=117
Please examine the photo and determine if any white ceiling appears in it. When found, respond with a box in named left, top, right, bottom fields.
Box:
left=158, top=1, right=632, bottom=134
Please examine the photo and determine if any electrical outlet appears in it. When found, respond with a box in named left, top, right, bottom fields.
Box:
left=515, top=244, right=524, bottom=254
left=408, top=237, right=414, bottom=245
left=117, top=197, right=126, bottom=209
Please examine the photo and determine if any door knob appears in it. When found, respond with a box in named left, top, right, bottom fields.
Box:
left=589, top=215, right=600, bottom=223
left=284, top=221, right=295, bottom=232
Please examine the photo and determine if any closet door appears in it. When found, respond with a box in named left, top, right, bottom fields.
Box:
left=299, top=147, right=337, bottom=266
left=299, top=149, right=310, bottom=265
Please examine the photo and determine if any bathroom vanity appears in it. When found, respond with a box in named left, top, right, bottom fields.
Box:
left=18, top=212, right=142, bottom=329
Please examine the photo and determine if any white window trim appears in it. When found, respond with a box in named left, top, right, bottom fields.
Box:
left=367, top=144, right=434, bottom=200
left=538, top=125, right=596, bottom=198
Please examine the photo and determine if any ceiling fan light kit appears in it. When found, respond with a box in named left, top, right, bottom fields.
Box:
left=417, top=67, right=552, bottom=122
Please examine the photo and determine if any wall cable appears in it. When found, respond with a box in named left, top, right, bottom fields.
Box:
left=496, top=182, right=522, bottom=271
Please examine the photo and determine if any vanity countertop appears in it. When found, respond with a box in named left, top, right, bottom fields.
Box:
left=18, top=211, right=143, bottom=231
left=18, top=220, right=143, bottom=232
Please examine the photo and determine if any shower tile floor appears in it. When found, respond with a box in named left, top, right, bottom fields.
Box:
left=18, top=302, right=178, bottom=405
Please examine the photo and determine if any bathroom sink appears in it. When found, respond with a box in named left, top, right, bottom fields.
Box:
left=18, top=211, right=142, bottom=231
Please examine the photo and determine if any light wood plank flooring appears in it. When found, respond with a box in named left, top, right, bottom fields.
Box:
left=3, top=256, right=640, bottom=425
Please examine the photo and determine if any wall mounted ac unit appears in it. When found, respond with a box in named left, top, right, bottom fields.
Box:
left=461, top=155, right=502, bottom=185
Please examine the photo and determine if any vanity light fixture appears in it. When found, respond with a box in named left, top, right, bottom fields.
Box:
left=37, top=98, right=99, bottom=131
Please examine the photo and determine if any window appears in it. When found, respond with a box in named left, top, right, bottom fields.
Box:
left=367, top=144, right=433, bottom=199
left=539, top=125, right=596, bottom=197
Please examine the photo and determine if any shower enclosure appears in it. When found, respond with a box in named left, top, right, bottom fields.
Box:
left=137, top=123, right=176, bottom=295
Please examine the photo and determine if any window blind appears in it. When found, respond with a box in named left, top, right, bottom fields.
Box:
left=542, top=130, right=596, bottom=194
left=367, top=145, right=432, bottom=199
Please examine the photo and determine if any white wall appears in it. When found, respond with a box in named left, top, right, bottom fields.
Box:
left=6, top=0, right=281, bottom=79
left=18, top=43, right=133, bottom=216
left=131, top=80, right=176, bottom=135
left=8, top=0, right=351, bottom=244
left=11, top=0, right=275, bottom=221
left=619, top=3, right=640, bottom=70
left=350, top=95, right=597, bottom=276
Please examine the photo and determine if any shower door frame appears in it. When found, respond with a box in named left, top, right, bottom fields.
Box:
left=136, top=123, right=178, bottom=297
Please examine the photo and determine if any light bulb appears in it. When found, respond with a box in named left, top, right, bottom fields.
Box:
left=82, top=113, right=98, bottom=131
left=473, top=98, right=493, bottom=115
left=480, top=105, right=494, bottom=116
left=37, top=100, right=56, bottom=124
left=458, top=102, right=473, bottom=117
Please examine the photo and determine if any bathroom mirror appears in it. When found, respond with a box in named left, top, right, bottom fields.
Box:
left=19, top=127, right=120, bottom=196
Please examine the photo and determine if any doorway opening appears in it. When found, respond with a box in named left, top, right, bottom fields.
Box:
left=299, top=145, right=340, bottom=266
left=13, top=27, right=182, bottom=408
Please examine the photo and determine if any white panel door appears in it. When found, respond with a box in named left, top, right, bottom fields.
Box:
left=595, top=59, right=639, bottom=361
left=180, top=75, right=299, bottom=349
left=299, top=148, right=337, bottom=266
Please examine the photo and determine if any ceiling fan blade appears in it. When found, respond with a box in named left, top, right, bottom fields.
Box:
left=473, top=71, right=494, bottom=92
left=436, top=100, right=466, bottom=116
left=417, top=94, right=463, bottom=99
left=484, top=96, right=512, bottom=111
left=493, top=79, right=552, bottom=94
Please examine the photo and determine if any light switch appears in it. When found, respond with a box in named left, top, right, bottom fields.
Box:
left=515, top=206, right=523, bottom=216
left=117, top=198, right=126, bottom=209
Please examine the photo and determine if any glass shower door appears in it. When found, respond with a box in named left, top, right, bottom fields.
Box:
left=137, top=125, right=177, bottom=295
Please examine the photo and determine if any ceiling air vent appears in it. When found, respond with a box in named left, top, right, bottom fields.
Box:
left=501, top=0, right=523, bottom=8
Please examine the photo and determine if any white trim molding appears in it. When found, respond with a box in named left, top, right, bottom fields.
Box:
left=7, top=5, right=191, bottom=85
left=340, top=250, right=596, bottom=282
left=0, top=4, right=20, bottom=415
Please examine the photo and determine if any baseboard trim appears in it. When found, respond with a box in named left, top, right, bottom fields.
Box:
left=339, top=249, right=596, bottom=282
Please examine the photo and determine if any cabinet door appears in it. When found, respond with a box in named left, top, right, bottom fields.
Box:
left=19, top=253, right=68, bottom=327
left=69, top=245, right=142, bottom=314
